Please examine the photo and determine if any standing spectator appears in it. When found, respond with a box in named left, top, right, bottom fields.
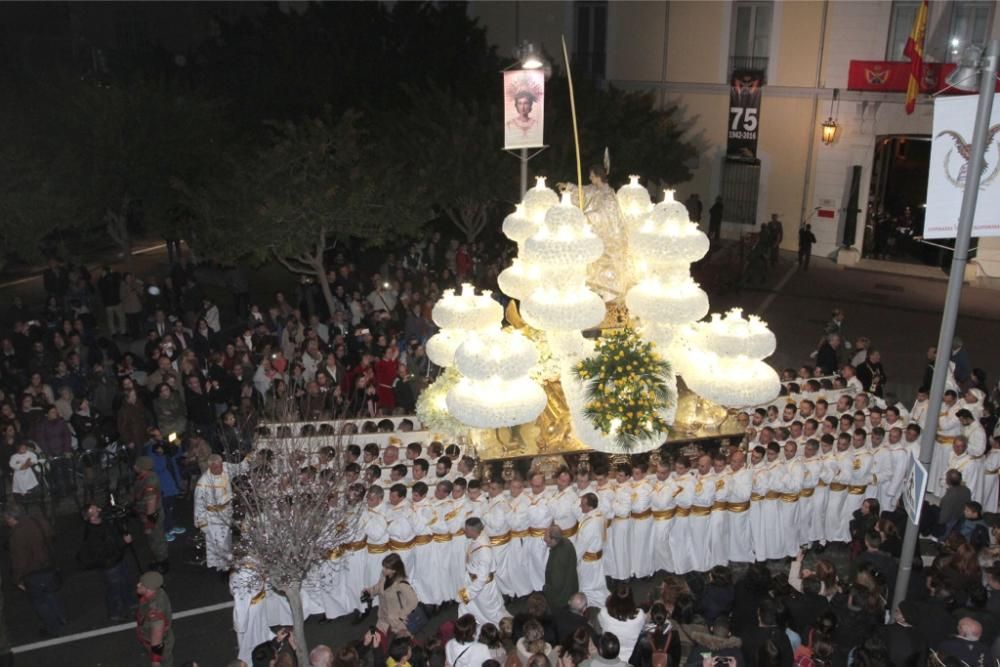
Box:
left=543, top=525, right=579, bottom=611
left=5, top=506, right=65, bottom=637
left=597, top=585, right=647, bottom=661
left=708, top=196, right=724, bottom=243
left=797, top=224, right=817, bottom=271
left=445, top=614, right=492, bottom=667
left=768, top=214, right=784, bottom=267
left=952, top=337, right=972, bottom=389
left=361, top=553, right=419, bottom=641
left=855, top=350, right=887, bottom=398
left=815, top=335, right=844, bottom=377
left=97, top=266, right=125, bottom=337
left=684, top=194, right=703, bottom=225
left=153, top=384, right=187, bottom=439
left=77, top=503, right=134, bottom=622
left=117, top=387, right=151, bottom=463
left=581, top=632, right=629, bottom=667
left=9, top=440, right=40, bottom=505
left=143, top=430, right=186, bottom=540
left=133, top=456, right=169, bottom=573
left=740, top=599, right=793, bottom=666
left=32, top=405, right=74, bottom=498
left=120, top=273, right=144, bottom=339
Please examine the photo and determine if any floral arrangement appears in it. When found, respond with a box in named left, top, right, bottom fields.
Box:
left=415, top=368, right=466, bottom=438
left=573, top=328, right=674, bottom=450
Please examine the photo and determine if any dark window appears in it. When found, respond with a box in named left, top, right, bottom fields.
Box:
left=722, top=159, right=761, bottom=226
left=574, top=1, right=607, bottom=80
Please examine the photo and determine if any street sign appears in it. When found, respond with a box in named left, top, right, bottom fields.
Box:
left=902, top=452, right=929, bottom=526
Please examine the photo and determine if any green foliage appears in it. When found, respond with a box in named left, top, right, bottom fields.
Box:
left=573, top=328, right=674, bottom=450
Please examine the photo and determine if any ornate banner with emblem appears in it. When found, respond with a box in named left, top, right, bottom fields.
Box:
left=847, top=60, right=1000, bottom=94
left=503, top=69, right=545, bottom=150
left=924, top=94, right=1000, bottom=239
left=727, top=69, right=764, bottom=160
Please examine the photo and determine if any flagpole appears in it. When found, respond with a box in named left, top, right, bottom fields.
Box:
left=892, top=38, right=1000, bottom=611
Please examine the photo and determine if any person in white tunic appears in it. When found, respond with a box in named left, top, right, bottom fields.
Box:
left=931, top=391, right=962, bottom=496
left=748, top=447, right=770, bottom=562
left=869, top=428, right=894, bottom=511
left=777, top=443, right=804, bottom=558
left=576, top=493, right=609, bottom=608
left=798, top=440, right=822, bottom=546
left=549, top=468, right=581, bottom=542
left=505, top=477, right=534, bottom=597
left=592, top=465, right=618, bottom=578
left=885, top=427, right=911, bottom=511
left=9, top=442, right=39, bottom=498
left=457, top=518, right=509, bottom=627
left=628, top=463, right=655, bottom=578
left=827, top=434, right=853, bottom=543
left=958, top=410, right=988, bottom=503
left=649, top=461, right=677, bottom=574
left=407, top=482, right=437, bottom=604
left=483, top=480, right=515, bottom=597
left=193, top=454, right=239, bottom=571
left=524, top=472, right=554, bottom=592
left=726, top=450, right=754, bottom=563
left=607, top=464, right=634, bottom=581
left=983, top=436, right=1000, bottom=513
left=911, top=387, right=930, bottom=429
left=363, top=487, right=390, bottom=589
left=230, top=562, right=274, bottom=664
left=947, top=436, right=983, bottom=502
left=671, top=458, right=696, bottom=573
left=706, top=453, right=730, bottom=569
left=385, top=484, right=418, bottom=576
left=760, top=444, right=785, bottom=560
left=687, top=455, right=716, bottom=572
left=844, top=430, right=875, bottom=527
left=813, top=436, right=836, bottom=544
left=428, top=481, right=457, bottom=605
left=447, top=481, right=470, bottom=596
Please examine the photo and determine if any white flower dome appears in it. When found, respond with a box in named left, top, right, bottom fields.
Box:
left=502, top=203, right=537, bottom=245
left=522, top=176, right=559, bottom=224
left=446, top=376, right=547, bottom=428
left=616, top=175, right=653, bottom=220
left=431, top=284, right=503, bottom=331
left=453, top=330, right=539, bottom=381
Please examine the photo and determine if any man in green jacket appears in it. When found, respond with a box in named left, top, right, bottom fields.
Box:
left=543, top=525, right=579, bottom=610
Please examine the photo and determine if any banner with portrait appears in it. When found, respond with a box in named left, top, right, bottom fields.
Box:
left=503, top=69, right=545, bottom=150
left=727, top=69, right=764, bottom=160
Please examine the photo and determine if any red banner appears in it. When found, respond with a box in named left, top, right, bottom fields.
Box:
left=848, top=60, right=1000, bottom=94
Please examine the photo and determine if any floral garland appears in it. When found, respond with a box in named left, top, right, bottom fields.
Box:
left=415, top=368, right=467, bottom=438
left=572, top=328, right=674, bottom=450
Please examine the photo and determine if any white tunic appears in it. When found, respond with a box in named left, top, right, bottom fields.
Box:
left=505, top=492, right=534, bottom=597
left=524, top=489, right=553, bottom=592
left=385, top=501, right=418, bottom=576
left=886, top=443, right=912, bottom=511
left=549, top=485, right=580, bottom=538
left=811, top=452, right=835, bottom=543
left=687, top=472, right=716, bottom=572
left=230, top=567, right=275, bottom=664
left=707, top=471, right=730, bottom=569
left=964, top=421, right=989, bottom=503
left=629, top=478, right=655, bottom=577
left=775, top=459, right=803, bottom=558
left=949, top=452, right=984, bottom=504
left=9, top=451, right=39, bottom=494
left=983, top=449, right=1000, bottom=513
left=671, top=473, right=696, bottom=573
left=428, top=497, right=458, bottom=604
left=748, top=464, right=770, bottom=562
left=799, top=455, right=822, bottom=544
left=483, top=495, right=514, bottom=597
left=931, top=403, right=962, bottom=496
left=826, top=450, right=852, bottom=543
left=363, top=508, right=390, bottom=589
left=844, top=448, right=874, bottom=528
left=650, top=477, right=677, bottom=573
left=193, top=467, right=235, bottom=571
left=727, top=467, right=754, bottom=563
left=575, top=510, right=609, bottom=608
left=870, top=445, right=894, bottom=511
left=409, top=498, right=437, bottom=603
left=607, top=483, right=633, bottom=580
left=457, top=534, right=509, bottom=627
left=760, top=462, right=785, bottom=560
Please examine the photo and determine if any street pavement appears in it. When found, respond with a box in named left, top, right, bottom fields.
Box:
left=5, top=248, right=1000, bottom=664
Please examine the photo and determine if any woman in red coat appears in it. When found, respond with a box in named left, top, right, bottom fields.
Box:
left=373, top=346, right=400, bottom=413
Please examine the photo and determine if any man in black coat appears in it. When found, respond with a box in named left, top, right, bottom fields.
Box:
left=77, top=504, right=134, bottom=622
left=851, top=530, right=899, bottom=601
left=936, top=618, right=997, bottom=666
left=783, top=576, right=829, bottom=636
left=879, top=607, right=928, bottom=667
left=552, top=593, right=598, bottom=645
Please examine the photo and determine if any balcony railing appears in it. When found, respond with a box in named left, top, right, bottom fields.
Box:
left=729, top=55, right=769, bottom=80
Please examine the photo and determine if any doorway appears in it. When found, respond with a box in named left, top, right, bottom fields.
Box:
left=866, top=134, right=934, bottom=264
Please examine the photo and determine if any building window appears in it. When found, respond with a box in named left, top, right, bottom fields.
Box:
left=721, top=159, right=761, bottom=226
left=574, top=1, right=607, bottom=80
left=886, top=1, right=920, bottom=61
left=947, top=1, right=992, bottom=63
left=730, top=1, right=772, bottom=77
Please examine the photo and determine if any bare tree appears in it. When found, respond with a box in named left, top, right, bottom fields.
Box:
left=232, top=422, right=362, bottom=667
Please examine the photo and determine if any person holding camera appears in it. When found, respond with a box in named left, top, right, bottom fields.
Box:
left=362, top=553, right=420, bottom=642
left=77, top=503, right=134, bottom=622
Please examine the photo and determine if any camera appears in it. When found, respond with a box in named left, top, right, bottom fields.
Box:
left=360, top=590, right=373, bottom=605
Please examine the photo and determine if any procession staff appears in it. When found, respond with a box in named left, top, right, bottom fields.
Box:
left=726, top=451, right=754, bottom=563
left=457, top=518, right=509, bottom=627
left=576, top=493, right=609, bottom=608
left=650, top=461, right=677, bottom=574
left=505, top=477, right=535, bottom=597
left=524, top=472, right=554, bottom=592
left=628, top=462, right=654, bottom=578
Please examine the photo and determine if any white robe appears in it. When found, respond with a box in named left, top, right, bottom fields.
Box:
left=886, top=443, right=912, bottom=511
left=964, top=421, right=989, bottom=503
left=446, top=497, right=469, bottom=596
left=706, top=472, right=730, bottom=569
left=810, top=452, right=834, bottom=543
left=983, top=449, right=1000, bottom=514
left=931, top=403, right=962, bottom=496
left=483, top=495, right=514, bottom=597
left=549, top=486, right=580, bottom=539
left=524, top=489, right=553, bottom=591
left=871, top=446, right=894, bottom=511
left=799, top=456, right=822, bottom=545
left=650, top=478, right=676, bottom=573
left=427, top=498, right=458, bottom=604
left=844, top=447, right=874, bottom=526
left=949, top=452, right=984, bottom=504
left=575, top=511, right=609, bottom=608
left=385, top=502, right=418, bottom=578
left=505, top=492, right=535, bottom=597
left=458, top=534, right=509, bottom=627
left=775, top=460, right=803, bottom=558
left=827, top=450, right=851, bottom=543
left=760, top=462, right=784, bottom=560
left=629, top=479, right=655, bottom=577
left=607, top=484, right=633, bottom=580
left=193, top=468, right=235, bottom=571
left=748, top=464, right=770, bottom=562
left=363, top=509, right=390, bottom=589
left=409, top=498, right=437, bottom=603
left=671, top=473, right=696, bottom=573
left=727, top=468, right=754, bottom=563
left=687, top=473, right=715, bottom=572
left=230, top=567, right=275, bottom=665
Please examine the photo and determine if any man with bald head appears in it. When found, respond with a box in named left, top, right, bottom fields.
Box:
left=308, top=644, right=333, bottom=667
left=936, top=617, right=993, bottom=665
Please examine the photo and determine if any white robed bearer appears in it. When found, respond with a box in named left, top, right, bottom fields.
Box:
left=194, top=454, right=241, bottom=570
left=575, top=493, right=609, bottom=608
left=457, top=518, right=509, bottom=627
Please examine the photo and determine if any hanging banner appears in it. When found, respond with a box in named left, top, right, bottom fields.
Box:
left=924, top=94, right=1000, bottom=238
left=503, top=69, right=545, bottom=150
left=727, top=69, right=764, bottom=160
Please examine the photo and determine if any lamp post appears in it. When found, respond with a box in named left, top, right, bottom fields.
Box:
left=892, top=38, right=1000, bottom=611
left=512, top=41, right=548, bottom=197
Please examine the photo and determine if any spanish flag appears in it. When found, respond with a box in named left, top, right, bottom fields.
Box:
left=903, top=0, right=929, bottom=114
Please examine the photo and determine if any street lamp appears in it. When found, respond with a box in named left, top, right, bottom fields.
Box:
left=820, top=89, right=840, bottom=145
left=510, top=41, right=551, bottom=197
left=892, top=39, right=1000, bottom=611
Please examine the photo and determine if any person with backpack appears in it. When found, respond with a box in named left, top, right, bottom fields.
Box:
left=363, top=553, right=420, bottom=642
left=629, top=602, right=680, bottom=667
